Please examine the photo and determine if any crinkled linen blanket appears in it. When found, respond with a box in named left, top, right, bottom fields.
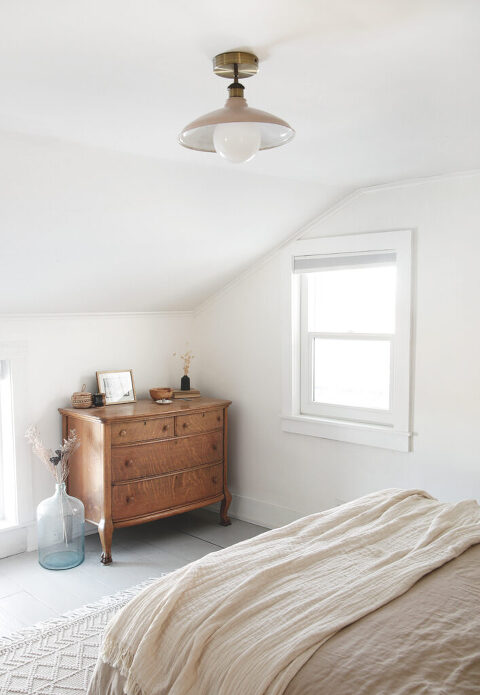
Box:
left=88, top=488, right=480, bottom=695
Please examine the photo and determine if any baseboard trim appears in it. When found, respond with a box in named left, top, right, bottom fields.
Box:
left=2, top=498, right=295, bottom=560
left=206, top=493, right=302, bottom=529
left=0, top=525, right=28, bottom=559
left=0, top=520, right=99, bottom=558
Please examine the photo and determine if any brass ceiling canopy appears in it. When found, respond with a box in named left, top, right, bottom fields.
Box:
left=178, top=50, right=294, bottom=164
left=212, top=51, right=259, bottom=79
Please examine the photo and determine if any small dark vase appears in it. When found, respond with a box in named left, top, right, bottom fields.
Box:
left=92, top=393, right=106, bottom=407
left=181, top=375, right=190, bottom=391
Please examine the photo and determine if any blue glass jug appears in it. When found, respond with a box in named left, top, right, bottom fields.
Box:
left=37, top=483, right=85, bottom=570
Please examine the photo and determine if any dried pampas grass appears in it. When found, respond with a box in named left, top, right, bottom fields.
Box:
left=25, top=425, right=80, bottom=484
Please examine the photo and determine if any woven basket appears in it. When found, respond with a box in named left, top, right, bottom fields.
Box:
left=71, top=384, right=93, bottom=409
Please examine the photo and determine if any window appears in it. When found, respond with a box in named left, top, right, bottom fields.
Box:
left=282, top=230, right=413, bottom=451
left=300, top=253, right=397, bottom=422
left=0, top=360, right=16, bottom=524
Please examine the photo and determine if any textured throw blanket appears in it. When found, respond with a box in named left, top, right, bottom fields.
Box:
left=97, top=489, right=480, bottom=695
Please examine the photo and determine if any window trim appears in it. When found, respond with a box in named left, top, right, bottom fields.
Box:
left=0, top=360, right=16, bottom=524
left=281, top=230, right=413, bottom=452
left=0, top=342, right=32, bottom=533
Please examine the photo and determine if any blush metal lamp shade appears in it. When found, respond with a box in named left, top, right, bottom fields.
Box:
left=179, top=96, right=295, bottom=153
left=178, top=51, right=295, bottom=162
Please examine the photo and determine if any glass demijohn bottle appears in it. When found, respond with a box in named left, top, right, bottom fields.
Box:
left=37, top=483, right=85, bottom=570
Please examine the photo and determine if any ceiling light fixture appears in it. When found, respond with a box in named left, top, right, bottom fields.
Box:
left=179, top=51, right=295, bottom=164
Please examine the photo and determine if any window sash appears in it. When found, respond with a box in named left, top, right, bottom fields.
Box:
left=300, top=331, right=395, bottom=424
left=299, top=270, right=396, bottom=424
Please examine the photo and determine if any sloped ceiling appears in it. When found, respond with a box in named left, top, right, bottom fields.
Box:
left=0, top=0, right=479, bottom=312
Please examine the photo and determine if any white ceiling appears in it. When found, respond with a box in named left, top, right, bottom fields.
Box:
left=1, top=0, right=479, bottom=312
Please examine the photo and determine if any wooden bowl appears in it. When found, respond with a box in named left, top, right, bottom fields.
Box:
left=150, top=387, right=173, bottom=401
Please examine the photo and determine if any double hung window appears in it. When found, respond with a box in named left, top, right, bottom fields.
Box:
left=283, top=230, right=412, bottom=451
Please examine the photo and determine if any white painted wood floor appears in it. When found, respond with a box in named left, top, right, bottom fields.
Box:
left=0, top=510, right=267, bottom=638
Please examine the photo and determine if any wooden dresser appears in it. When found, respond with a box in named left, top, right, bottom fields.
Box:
left=59, top=397, right=232, bottom=564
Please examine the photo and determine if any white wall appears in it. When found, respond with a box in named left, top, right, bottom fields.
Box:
left=3, top=171, right=479, bottom=552
left=193, top=172, right=480, bottom=528
left=0, top=312, right=192, bottom=555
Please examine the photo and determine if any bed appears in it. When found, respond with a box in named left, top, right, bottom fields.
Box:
left=88, top=489, right=480, bottom=695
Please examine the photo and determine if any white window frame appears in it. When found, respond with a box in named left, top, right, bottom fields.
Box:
left=0, top=360, right=16, bottom=524
left=0, top=342, right=32, bottom=545
left=281, top=230, right=413, bottom=452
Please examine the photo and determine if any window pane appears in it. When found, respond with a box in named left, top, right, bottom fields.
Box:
left=313, top=338, right=391, bottom=410
left=307, top=264, right=396, bottom=334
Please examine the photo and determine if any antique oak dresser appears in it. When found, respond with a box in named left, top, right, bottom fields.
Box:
left=59, top=397, right=232, bottom=563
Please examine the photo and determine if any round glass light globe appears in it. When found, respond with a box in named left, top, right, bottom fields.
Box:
left=213, top=122, right=261, bottom=163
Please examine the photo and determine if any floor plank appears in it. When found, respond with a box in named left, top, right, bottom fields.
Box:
left=0, top=590, right=57, bottom=628
left=0, top=573, right=21, bottom=600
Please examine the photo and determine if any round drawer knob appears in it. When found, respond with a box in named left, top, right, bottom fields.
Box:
left=125, top=459, right=133, bottom=467
left=212, top=476, right=218, bottom=484
left=182, top=422, right=188, bottom=429
left=119, top=429, right=127, bottom=437
left=162, top=425, right=168, bottom=432
left=126, top=495, right=135, bottom=503
left=212, top=444, right=217, bottom=451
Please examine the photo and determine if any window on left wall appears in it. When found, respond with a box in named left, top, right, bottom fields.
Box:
left=0, top=360, right=16, bottom=524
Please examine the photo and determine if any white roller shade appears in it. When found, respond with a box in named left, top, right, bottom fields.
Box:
left=293, top=251, right=396, bottom=274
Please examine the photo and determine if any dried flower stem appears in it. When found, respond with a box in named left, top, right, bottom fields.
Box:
left=25, top=425, right=80, bottom=485
left=173, top=349, right=195, bottom=376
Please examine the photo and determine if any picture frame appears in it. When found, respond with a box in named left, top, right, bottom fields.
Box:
left=96, top=369, right=136, bottom=405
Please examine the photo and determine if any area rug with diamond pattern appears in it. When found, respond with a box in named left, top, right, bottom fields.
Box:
left=0, top=579, right=157, bottom=694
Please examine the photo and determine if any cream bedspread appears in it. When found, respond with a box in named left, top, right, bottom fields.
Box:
left=93, top=489, right=480, bottom=695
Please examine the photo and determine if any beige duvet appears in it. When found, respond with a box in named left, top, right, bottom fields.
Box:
left=88, top=490, right=480, bottom=695
left=287, top=542, right=480, bottom=695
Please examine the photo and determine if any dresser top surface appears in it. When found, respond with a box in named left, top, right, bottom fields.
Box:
left=59, top=397, right=231, bottom=423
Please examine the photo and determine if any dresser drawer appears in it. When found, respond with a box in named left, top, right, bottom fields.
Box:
left=111, top=431, right=223, bottom=482
left=175, top=408, right=223, bottom=436
left=111, top=417, right=174, bottom=445
left=112, top=463, right=223, bottom=521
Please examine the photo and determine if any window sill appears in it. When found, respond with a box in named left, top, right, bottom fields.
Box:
left=281, top=414, right=411, bottom=452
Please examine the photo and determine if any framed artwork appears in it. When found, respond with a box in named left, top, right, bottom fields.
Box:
left=96, top=369, right=136, bottom=405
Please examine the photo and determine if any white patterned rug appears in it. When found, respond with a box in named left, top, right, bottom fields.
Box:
left=0, top=579, right=157, bottom=694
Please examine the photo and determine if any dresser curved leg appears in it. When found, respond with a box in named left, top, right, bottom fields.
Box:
left=98, top=518, right=113, bottom=564
left=220, top=489, right=232, bottom=526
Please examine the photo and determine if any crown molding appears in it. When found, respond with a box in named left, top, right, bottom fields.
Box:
left=0, top=311, right=194, bottom=321
left=361, top=167, right=480, bottom=195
